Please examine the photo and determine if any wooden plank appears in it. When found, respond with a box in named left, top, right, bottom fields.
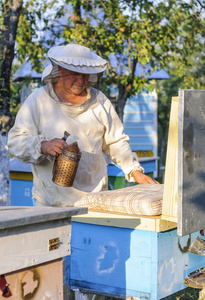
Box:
left=178, top=90, right=205, bottom=236
left=4, top=259, right=63, bottom=299
left=0, top=206, right=87, bottom=229
left=72, top=211, right=177, bottom=232
left=162, top=97, right=178, bottom=222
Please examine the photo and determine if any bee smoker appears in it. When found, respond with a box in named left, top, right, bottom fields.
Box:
left=52, top=132, right=81, bottom=187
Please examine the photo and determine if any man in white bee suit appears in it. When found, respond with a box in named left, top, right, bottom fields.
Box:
left=8, top=44, right=159, bottom=300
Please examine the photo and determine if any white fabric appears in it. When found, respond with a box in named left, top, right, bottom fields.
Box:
left=74, top=184, right=163, bottom=216
left=42, top=44, right=108, bottom=83
left=8, top=86, right=143, bottom=207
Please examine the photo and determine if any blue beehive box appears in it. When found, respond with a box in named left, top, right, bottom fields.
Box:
left=9, top=157, right=35, bottom=206
left=107, top=90, right=159, bottom=190
left=68, top=217, right=205, bottom=300
left=107, top=157, right=158, bottom=190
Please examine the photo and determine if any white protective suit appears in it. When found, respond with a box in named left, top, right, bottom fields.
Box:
left=8, top=84, right=144, bottom=207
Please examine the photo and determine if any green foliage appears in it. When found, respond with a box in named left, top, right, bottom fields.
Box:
left=8, top=63, right=24, bottom=128
left=156, top=49, right=205, bottom=169
left=57, top=0, right=205, bottom=99
left=2, top=0, right=205, bottom=133
left=5, top=0, right=203, bottom=102
left=1, top=0, right=205, bottom=93
left=15, top=0, right=63, bottom=72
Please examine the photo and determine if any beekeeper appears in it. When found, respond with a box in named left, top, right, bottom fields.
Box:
left=8, top=44, right=158, bottom=207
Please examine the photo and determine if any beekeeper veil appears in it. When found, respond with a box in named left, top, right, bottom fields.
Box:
left=42, top=44, right=108, bottom=84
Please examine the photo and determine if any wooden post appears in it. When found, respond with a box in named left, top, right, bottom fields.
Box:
left=161, top=97, right=178, bottom=222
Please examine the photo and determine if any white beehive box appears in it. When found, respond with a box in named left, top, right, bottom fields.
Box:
left=0, top=206, right=87, bottom=274
left=0, top=206, right=87, bottom=299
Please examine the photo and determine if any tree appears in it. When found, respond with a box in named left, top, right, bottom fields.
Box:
left=157, top=51, right=205, bottom=174
left=58, top=0, right=205, bottom=180
left=0, top=0, right=23, bottom=205
left=59, top=0, right=205, bottom=120
left=13, top=0, right=205, bottom=122
left=0, top=0, right=62, bottom=204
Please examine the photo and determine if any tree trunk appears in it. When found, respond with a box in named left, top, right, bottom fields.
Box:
left=0, top=0, right=23, bottom=205
left=159, top=130, right=167, bottom=178
left=115, top=55, right=137, bottom=121
left=115, top=82, right=129, bottom=122
left=73, top=0, right=82, bottom=29
left=0, top=133, right=10, bottom=205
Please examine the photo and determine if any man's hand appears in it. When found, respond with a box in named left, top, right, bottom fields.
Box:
left=132, top=170, right=159, bottom=184
left=41, top=138, right=67, bottom=156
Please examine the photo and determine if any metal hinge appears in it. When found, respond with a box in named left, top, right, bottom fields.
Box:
left=49, top=237, right=60, bottom=251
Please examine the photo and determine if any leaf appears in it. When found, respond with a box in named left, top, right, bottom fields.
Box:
left=141, top=57, right=148, bottom=65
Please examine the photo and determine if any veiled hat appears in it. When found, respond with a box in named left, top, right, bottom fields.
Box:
left=42, top=44, right=107, bottom=83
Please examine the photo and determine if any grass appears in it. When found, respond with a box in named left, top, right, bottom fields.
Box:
left=105, top=287, right=201, bottom=300
left=161, top=287, right=200, bottom=300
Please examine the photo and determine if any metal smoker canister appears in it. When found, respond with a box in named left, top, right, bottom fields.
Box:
left=52, top=142, right=81, bottom=187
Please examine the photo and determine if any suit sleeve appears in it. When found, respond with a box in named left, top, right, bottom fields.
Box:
left=7, top=94, right=47, bottom=164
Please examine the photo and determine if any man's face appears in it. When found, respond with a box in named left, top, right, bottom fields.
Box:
left=58, top=66, right=90, bottom=95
